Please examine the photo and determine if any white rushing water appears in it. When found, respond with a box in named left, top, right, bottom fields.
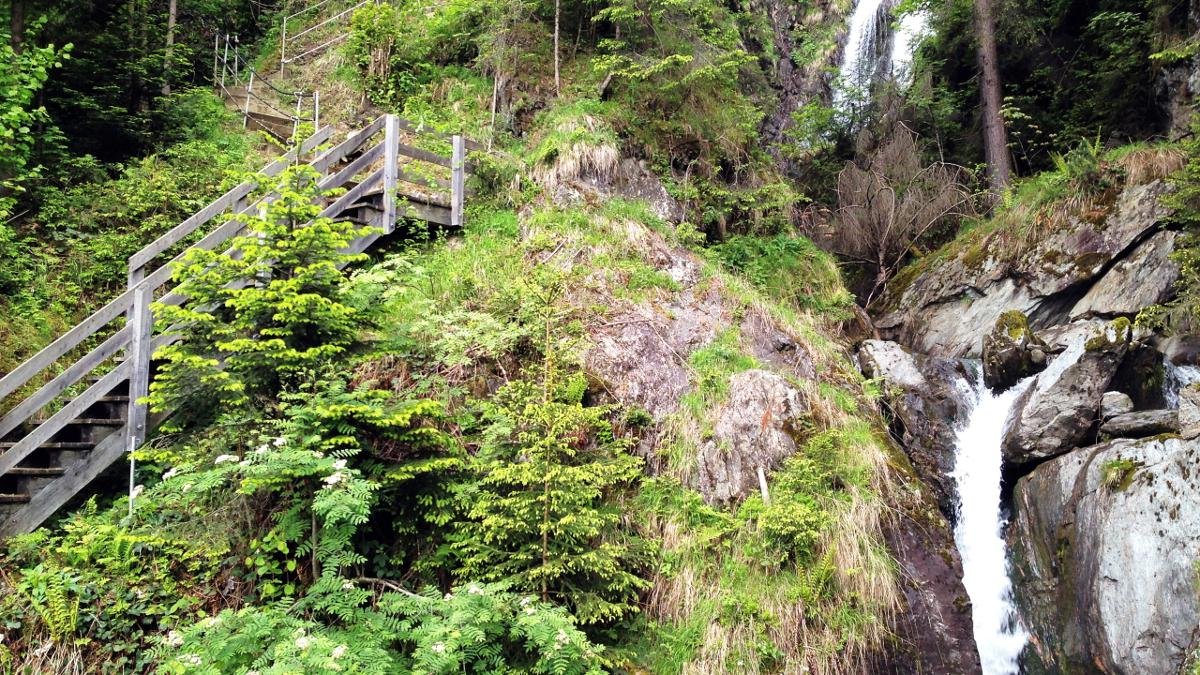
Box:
left=951, top=338, right=1085, bottom=674
left=1163, top=358, right=1200, bottom=408
left=832, top=0, right=931, bottom=116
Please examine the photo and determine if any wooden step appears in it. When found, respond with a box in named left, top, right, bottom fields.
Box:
left=98, top=396, right=130, bottom=403
left=65, top=418, right=126, bottom=427
left=0, top=441, right=95, bottom=450
left=0, top=494, right=30, bottom=504
left=7, top=467, right=65, bottom=477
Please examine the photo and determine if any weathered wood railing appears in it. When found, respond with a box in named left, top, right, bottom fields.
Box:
left=0, top=114, right=472, bottom=536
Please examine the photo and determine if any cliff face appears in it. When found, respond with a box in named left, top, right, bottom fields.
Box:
left=870, top=168, right=1200, bottom=673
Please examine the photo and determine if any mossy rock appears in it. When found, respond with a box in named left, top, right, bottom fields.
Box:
left=1085, top=317, right=1132, bottom=352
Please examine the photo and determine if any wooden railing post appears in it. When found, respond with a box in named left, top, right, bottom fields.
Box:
left=382, top=115, right=399, bottom=234
left=125, top=267, right=153, bottom=450
left=451, top=134, right=465, bottom=228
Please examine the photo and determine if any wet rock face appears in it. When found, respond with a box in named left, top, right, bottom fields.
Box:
left=1010, top=437, right=1200, bottom=673
left=982, top=310, right=1048, bottom=390
left=858, top=339, right=972, bottom=519
left=874, top=181, right=1172, bottom=357
left=1002, top=322, right=1131, bottom=466
left=696, top=369, right=807, bottom=503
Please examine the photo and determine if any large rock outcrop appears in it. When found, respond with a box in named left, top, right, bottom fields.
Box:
left=874, top=181, right=1172, bottom=357
left=1010, top=437, right=1200, bottom=673
left=1002, top=321, right=1131, bottom=466
left=696, top=369, right=807, bottom=503
left=982, top=310, right=1048, bottom=390
left=858, top=339, right=973, bottom=518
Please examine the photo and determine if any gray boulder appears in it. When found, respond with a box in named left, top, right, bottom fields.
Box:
left=1003, top=320, right=1132, bottom=465
left=1010, top=436, right=1200, bottom=673
left=1100, top=391, right=1134, bottom=420
left=696, top=369, right=807, bottom=503
left=1099, top=409, right=1179, bottom=438
left=859, top=339, right=973, bottom=518
left=982, top=310, right=1048, bottom=390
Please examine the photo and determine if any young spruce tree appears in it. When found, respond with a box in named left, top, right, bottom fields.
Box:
left=450, top=270, right=649, bottom=625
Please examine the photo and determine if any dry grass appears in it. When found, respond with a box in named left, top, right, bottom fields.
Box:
left=1116, top=146, right=1187, bottom=186
left=530, top=114, right=621, bottom=191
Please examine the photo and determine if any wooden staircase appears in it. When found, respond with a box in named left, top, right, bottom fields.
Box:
left=214, top=33, right=318, bottom=143
left=0, top=115, right=475, bottom=538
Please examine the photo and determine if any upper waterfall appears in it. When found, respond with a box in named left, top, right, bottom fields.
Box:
left=832, top=0, right=931, bottom=120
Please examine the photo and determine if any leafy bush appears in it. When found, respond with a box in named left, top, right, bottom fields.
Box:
left=709, top=234, right=854, bottom=319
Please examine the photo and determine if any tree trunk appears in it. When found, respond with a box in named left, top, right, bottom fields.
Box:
left=553, top=0, right=561, bottom=97
left=10, top=0, right=24, bottom=54
left=975, top=0, right=1011, bottom=193
left=162, top=0, right=177, bottom=95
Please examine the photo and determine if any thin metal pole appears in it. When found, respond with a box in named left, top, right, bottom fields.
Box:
left=221, top=35, right=230, bottom=88
left=313, top=90, right=320, bottom=130
left=244, top=71, right=255, bottom=129
left=213, top=34, right=219, bottom=86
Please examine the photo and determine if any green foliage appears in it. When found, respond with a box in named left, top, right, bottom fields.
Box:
left=709, top=235, right=855, bottom=319
left=1100, top=457, right=1141, bottom=491
left=0, top=507, right=224, bottom=672
left=0, top=23, right=69, bottom=219
left=147, top=164, right=374, bottom=421
left=916, top=0, right=1169, bottom=173
left=452, top=377, right=649, bottom=624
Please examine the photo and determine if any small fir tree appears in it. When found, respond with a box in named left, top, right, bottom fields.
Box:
left=450, top=271, right=649, bottom=624
left=146, top=164, right=374, bottom=422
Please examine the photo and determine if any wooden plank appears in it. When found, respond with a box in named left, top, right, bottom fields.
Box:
left=396, top=143, right=452, bottom=169
left=401, top=200, right=453, bottom=227
left=0, top=361, right=131, bottom=478
left=319, top=142, right=383, bottom=192
left=127, top=126, right=333, bottom=273
left=451, top=135, right=465, bottom=228
left=125, top=284, right=153, bottom=447
left=320, top=169, right=383, bottom=219
left=0, top=291, right=133, bottom=402
left=310, top=116, right=386, bottom=174
left=397, top=168, right=451, bottom=190
left=0, top=327, right=131, bottom=440
left=383, top=116, right=399, bottom=234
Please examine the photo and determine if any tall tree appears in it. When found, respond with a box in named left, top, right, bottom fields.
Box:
left=161, top=0, right=176, bottom=95
left=975, top=0, right=1011, bottom=192
left=9, top=0, right=23, bottom=53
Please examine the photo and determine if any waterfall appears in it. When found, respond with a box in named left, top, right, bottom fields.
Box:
left=1163, top=358, right=1200, bottom=408
left=832, top=0, right=931, bottom=118
left=951, top=338, right=1086, bottom=674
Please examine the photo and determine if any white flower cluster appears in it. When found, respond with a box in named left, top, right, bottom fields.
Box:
left=165, top=630, right=183, bottom=647
left=332, top=644, right=348, bottom=659
left=177, top=654, right=202, bottom=667
left=214, top=454, right=238, bottom=464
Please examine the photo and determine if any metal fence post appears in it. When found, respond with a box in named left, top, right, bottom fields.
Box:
left=244, top=71, right=255, bottom=129
left=382, top=115, right=399, bottom=233
left=451, top=134, right=465, bottom=228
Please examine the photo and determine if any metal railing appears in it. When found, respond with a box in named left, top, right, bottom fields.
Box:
left=0, top=115, right=472, bottom=537
left=280, top=0, right=372, bottom=72
left=214, top=33, right=320, bottom=142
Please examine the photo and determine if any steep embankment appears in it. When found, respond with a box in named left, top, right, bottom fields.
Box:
left=866, top=149, right=1200, bottom=673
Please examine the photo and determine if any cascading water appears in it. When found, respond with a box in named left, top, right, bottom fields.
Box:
left=1163, top=358, right=1200, bottom=408
left=832, top=0, right=931, bottom=116
left=951, top=338, right=1086, bottom=674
